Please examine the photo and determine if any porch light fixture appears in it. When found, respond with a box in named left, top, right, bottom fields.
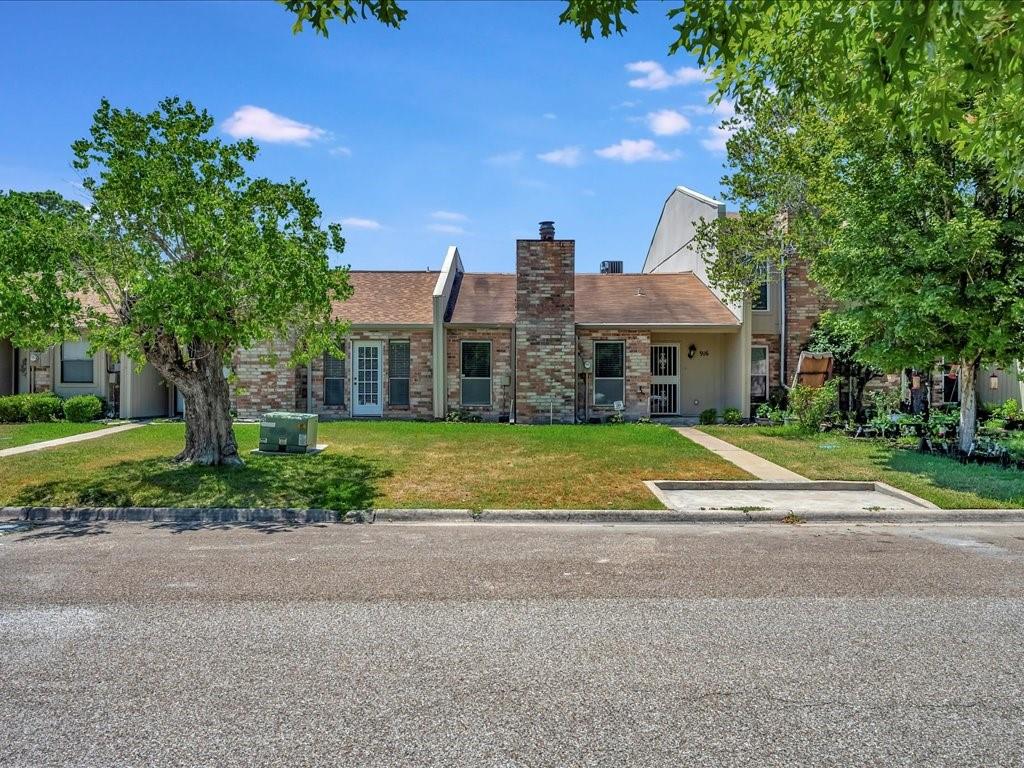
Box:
left=687, top=344, right=697, bottom=359
left=990, top=372, right=1000, bottom=390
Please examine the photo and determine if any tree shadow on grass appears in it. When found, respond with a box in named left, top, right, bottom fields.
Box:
left=882, top=447, right=1024, bottom=506
left=11, top=452, right=392, bottom=512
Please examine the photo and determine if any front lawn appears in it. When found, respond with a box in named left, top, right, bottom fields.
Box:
left=702, top=425, right=1024, bottom=509
left=0, top=421, right=749, bottom=510
left=0, top=421, right=108, bottom=450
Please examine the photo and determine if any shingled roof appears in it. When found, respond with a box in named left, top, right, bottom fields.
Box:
left=330, top=269, right=738, bottom=327
left=332, top=271, right=438, bottom=326
left=574, top=273, right=739, bottom=326
left=446, top=273, right=516, bottom=325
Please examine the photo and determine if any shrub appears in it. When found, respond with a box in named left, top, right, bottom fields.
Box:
left=0, top=395, right=28, bottom=423
left=722, top=407, right=743, bottom=425
left=23, top=393, right=63, bottom=423
left=445, top=409, right=483, bottom=423
left=699, top=408, right=717, bottom=425
left=63, top=395, right=104, bottom=423
left=788, top=379, right=840, bottom=433
left=607, top=411, right=624, bottom=424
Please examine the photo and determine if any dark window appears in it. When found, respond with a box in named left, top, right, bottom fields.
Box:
left=324, top=351, right=345, bottom=406
left=61, top=340, right=93, bottom=384
left=752, top=280, right=769, bottom=311
left=461, top=341, right=491, bottom=406
left=752, top=262, right=769, bottom=311
left=943, top=364, right=960, bottom=404
left=594, top=341, right=625, bottom=406
left=388, top=340, right=410, bottom=407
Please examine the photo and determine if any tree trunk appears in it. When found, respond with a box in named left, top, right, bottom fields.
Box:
left=143, top=335, right=242, bottom=467
left=959, top=358, right=979, bottom=454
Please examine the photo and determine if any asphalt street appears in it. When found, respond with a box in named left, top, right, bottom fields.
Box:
left=2, top=520, right=1023, bottom=767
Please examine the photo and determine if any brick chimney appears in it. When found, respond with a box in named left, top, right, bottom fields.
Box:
left=514, top=221, right=576, bottom=423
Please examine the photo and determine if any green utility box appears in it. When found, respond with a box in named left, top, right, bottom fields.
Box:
left=258, top=412, right=319, bottom=454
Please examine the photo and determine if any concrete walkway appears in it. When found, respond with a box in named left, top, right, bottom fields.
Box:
left=675, top=427, right=808, bottom=481
left=0, top=422, right=144, bottom=458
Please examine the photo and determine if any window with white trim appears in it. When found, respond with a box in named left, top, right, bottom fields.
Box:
left=594, top=341, right=625, bottom=407
left=461, top=341, right=491, bottom=406
left=323, top=351, right=345, bottom=407
left=388, top=340, right=410, bottom=407
left=751, top=345, right=769, bottom=403
left=61, top=340, right=93, bottom=384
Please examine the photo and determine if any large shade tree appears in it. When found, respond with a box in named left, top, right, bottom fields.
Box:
left=282, top=0, right=1024, bottom=188
left=693, top=96, right=1024, bottom=452
left=0, top=98, right=350, bottom=466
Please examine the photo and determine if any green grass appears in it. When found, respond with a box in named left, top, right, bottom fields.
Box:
left=702, top=425, right=1024, bottom=509
left=0, top=421, right=109, bottom=449
left=0, top=420, right=749, bottom=511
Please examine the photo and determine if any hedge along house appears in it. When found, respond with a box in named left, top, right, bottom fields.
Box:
left=643, top=186, right=1024, bottom=413
left=229, top=218, right=747, bottom=423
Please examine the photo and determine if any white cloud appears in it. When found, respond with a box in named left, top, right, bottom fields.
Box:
left=701, top=125, right=734, bottom=153
left=222, top=105, right=327, bottom=144
left=595, top=139, right=680, bottom=163
left=542, top=112, right=557, bottom=120
left=537, top=146, right=583, bottom=167
left=329, top=146, right=352, bottom=157
left=428, top=223, right=465, bottom=235
left=683, top=99, right=736, bottom=119
left=340, top=217, right=382, bottom=230
left=431, top=210, right=468, bottom=222
left=626, top=61, right=706, bottom=90
left=613, top=99, right=640, bottom=109
left=485, top=150, right=523, bottom=167
left=646, top=109, right=692, bottom=136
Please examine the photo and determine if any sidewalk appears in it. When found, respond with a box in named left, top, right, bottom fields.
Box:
left=0, top=422, right=144, bottom=458
left=674, top=427, right=808, bottom=481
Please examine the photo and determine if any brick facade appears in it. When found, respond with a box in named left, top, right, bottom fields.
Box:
left=232, top=339, right=301, bottom=419
left=782, top=255, right=835, bottom=385
left=514, top=239, right=576, bottom=424
left=576, top=328, right=650, bottom=421
left=446, top=328, right=513, bottom=420
left=307, top=329, right=433, bottom=420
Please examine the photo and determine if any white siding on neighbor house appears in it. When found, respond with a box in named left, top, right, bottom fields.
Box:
left=122, top=359, right=170, bottom=419
left=642, top=186, right=740, bottom=321
left=979, top=365, right=1024, bottom=407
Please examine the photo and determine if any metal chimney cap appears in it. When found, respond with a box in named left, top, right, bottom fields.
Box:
left=539, top=220, right=555, bottom=240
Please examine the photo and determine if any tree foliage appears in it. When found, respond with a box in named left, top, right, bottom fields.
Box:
left=695, top=93, right=1024, bottom=449
left=0, top=98, right=351, bottom=464
left=282, top=0, right=1024, bottom=188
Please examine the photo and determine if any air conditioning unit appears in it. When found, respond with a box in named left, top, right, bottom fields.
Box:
left=258, top=412, right=319, bottom=454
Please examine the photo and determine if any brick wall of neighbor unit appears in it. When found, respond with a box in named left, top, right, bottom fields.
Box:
left=751, top=333, right=782, bottom=392
left=576, top=328, right=650, bottom=420
left=784, top=256, right=835, bottom=385
left=233, top=339, right=302, bottom=419
left=446, top=328, right=514, bottom=420
left=514, top=239, right=576, bottom=423
left=308, top=329, right=434, bottom=419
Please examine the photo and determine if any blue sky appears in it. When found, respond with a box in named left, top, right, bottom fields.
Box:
left=0, top=1, right=735, bottom=272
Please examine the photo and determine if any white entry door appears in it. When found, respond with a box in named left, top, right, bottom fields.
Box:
left=650, top=344, right=680, bottom=416
left=352, top=341, right=383, bottom=416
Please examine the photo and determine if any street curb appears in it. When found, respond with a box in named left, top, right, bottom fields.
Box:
left=3, top=506, right=1024, bottom=526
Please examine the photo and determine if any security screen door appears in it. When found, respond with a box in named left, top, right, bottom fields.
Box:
left=650, top=344, right=679, bottom=416
left=352, top=341, right=383, bottom=416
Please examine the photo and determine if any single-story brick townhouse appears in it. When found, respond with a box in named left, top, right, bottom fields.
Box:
left=3, top=185, right=1020, bottom=421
